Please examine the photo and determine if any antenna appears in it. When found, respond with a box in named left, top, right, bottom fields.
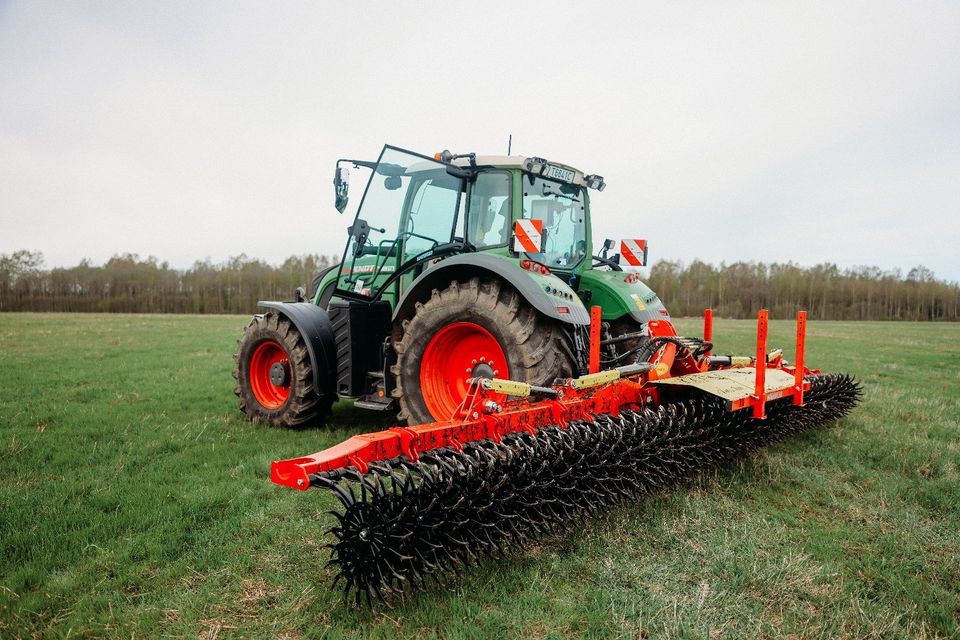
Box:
left=507, top=134, right=512, bottom=155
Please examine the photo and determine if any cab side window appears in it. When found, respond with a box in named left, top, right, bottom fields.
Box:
left=467, top=172, right=511, bottom=249
left=404, top=176, right=461, bottom=257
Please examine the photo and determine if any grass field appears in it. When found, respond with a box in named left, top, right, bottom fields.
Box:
left=0, top=313, right=958, bottom=639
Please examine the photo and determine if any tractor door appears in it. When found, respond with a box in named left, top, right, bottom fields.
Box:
left=329, top=145, right=468, bottom=403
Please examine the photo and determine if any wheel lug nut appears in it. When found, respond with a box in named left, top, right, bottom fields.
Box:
left=480, top=357, right=486, bottom=362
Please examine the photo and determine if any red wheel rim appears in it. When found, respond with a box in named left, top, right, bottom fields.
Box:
left=419, top=322, right=508, bottom=420
left=249, top=340, right=291, bottom=409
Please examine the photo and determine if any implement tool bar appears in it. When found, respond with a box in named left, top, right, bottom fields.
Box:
left=753, top=310, right=768, bottom=418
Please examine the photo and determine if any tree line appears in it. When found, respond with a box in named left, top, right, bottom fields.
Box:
left=0, top=250, right=335, bottom=314
left=646, top=260, right=959, bottom=321
left=1, top=250, right=958, bottom=320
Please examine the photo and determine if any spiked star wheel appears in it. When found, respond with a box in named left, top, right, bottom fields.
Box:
left=318, top=374, right=862, bottom=607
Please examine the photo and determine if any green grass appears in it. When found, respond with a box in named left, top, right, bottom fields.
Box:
left=0, top=313, right=958, bottom=639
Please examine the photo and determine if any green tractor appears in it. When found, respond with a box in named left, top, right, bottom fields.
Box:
left=234, top=145, right=669, bottom=427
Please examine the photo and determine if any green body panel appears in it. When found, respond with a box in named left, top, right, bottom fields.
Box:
left=575, top=268, right=669, bottom=323
left=313, top=253, right=398, bottom=309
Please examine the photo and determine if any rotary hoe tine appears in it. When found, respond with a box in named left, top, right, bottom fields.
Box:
left=315, top=476, right=354, bottom=508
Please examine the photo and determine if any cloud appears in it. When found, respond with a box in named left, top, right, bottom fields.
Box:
left=1, top=1, right=958, bottom=279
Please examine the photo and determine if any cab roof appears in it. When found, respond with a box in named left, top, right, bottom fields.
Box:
left=450, top=155, right=590, bottom=187
left=451, top=155, right=581, bottom=172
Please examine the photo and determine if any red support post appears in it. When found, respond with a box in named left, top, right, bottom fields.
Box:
left=703, top=308, right=713, bottom=355
left=794, top=310, right=806, bottom=406
left=589, top=305, right=602, bottom=374
left=753, top=309, right=768, bottom=419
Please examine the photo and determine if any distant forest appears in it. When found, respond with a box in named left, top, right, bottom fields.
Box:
left=1, top=250, right=958, bottom=320
left=0, top=250, right=336, bottom=314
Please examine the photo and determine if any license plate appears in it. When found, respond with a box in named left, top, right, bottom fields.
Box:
left=544, top=164, right=575, bottom=183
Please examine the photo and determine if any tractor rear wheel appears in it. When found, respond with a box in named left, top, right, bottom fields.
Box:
left=234, top=312, right=333, bottom=428
left=392, top=277, right=575, bottom=425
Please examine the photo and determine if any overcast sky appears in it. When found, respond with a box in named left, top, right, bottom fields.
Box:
left=2, top=1, right=958, bottom=280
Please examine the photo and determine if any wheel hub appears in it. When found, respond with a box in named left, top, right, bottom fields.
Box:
left=470, top=362, right=495, bottom=380
left=269, top=361, right=290, bottom=386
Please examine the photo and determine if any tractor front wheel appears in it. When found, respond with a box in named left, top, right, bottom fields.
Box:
left=234, top=312, right=332, bottom=428
left=392, top=277, right=575, bottom=425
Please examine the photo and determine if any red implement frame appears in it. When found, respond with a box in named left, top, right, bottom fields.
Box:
left=794, top=311, right=807, bottom=406
left=589, top=305, right=602, bottom=374
left=722, top=309, right=808, bottom=419
left=753, top=310, right=769, bottom=418
left=703, top=308, right=713, bottom=354
left=272, top=308, right=814, bottom=491
left=271, top=378, right=648, bottom=490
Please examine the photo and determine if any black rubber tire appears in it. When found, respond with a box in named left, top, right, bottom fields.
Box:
left=233, top=311, right=334, bottom=428
left=391, top=277, right=576, bottom=425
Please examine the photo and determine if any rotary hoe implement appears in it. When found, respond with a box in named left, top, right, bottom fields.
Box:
left=271, top=309, right=860, bottom=608
left=234, top=145, right=861, bottom=607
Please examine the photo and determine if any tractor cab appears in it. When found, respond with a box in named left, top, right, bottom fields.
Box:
left=327, top=146, right=603, bottom=308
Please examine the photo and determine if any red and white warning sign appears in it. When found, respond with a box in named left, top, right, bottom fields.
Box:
left=619, top=239, right=648, bottom=267
left=513, top=219, right=545, bottom=254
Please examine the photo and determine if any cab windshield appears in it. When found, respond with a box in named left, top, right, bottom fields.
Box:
left=338, top=146, right=463, bottom=296
left=521, top=174, right=587, bottom=269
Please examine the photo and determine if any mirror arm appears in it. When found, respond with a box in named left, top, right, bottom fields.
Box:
left=592, top=255, right=623, bottom=271
left=337, top=158, right=378, bottom=171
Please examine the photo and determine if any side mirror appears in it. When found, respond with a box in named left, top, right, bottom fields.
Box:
left=334, top=167, right=350, bottom=213
left=384, top=175, right=402, bottom=191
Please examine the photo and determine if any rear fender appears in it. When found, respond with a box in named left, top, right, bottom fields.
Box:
left=257, top=301, right=338, bottom=396
left=311, top=265, right=338, bottom=307
left=577, top=269, right=671, bottom=324
left=393, top=254, right=590, bottom=326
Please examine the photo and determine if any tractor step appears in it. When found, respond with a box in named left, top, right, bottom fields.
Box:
left=353, top=397, right=394, bottom=411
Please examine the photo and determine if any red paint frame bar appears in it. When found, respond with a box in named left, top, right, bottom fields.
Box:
left=794, top=310, right=806, bottom=406
left=703, top=308, right=713, bottom=356
left=588, top=305, right=602, bottom=374
left=752, top=309, right=768, bottom=419
left=271, top=378, right=648, bottom=491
